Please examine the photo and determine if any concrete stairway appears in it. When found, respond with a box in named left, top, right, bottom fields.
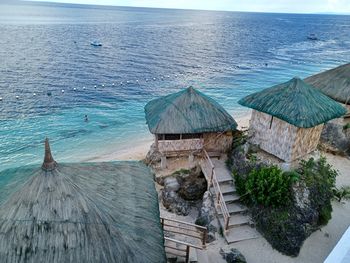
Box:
left=210, top=158, right=260, bottom=244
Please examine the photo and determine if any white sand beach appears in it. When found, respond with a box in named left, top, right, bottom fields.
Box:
left=90, top=114, right=252, bottom=162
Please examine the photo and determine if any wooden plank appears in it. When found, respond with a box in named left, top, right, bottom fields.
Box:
left=161, top=217, right=207, bottom=230
left=164, top=237, right=203, bottom=250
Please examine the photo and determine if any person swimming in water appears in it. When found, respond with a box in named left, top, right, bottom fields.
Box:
left=84, top=115, right=88, bottom=122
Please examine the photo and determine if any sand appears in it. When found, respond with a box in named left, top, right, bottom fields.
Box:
left=91, top=113, right=350, bottom=262
left=89, top=114, right=252, bottom=163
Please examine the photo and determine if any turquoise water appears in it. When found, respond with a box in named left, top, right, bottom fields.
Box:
left=1, top=2, right=350, bottom=171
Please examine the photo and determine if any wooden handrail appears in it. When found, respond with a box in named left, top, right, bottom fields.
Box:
left=202, top=149, right=231, bottom=231
left=160, top=216, right=207, bottom=230
left=164, top=237, right=203, bottom=250
left=160, top=216, right=207, bottom=247
left=164, top=237, right=203, bottom=263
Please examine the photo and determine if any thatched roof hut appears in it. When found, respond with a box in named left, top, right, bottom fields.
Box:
left=239, top=77, right=346, bottom=128
left=145, top=87, right=237, bottom=156
left=305, top=63, right=350, bottom=105
left=238, top=77, right=346, bottom=162
left=145, top=86, right=237, bottom=134
left=0, top=139, right=166, bottom=263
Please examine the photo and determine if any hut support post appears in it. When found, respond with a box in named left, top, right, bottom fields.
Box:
left=155, top=135, right=159, bottom=150
left=161, top=155, right=167, bottom=169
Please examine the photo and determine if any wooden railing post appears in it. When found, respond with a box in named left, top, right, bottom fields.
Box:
left=225, top=217, right=229, bottom=231
left=202, top=228, right=207, bottom=248
left=161, top=217, right=164, bottom=228
left=185, top=245, right=190, bottom=263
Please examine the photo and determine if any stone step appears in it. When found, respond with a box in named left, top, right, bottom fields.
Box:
left=223, top=193, right=240, bottom=203
left=195, top=249, right=209, bottom=263
left=210, top=184, right=236, bottom=196
left=189, top=247, right=198, bottom=263
left=218, top=183, right=236, bottom=194
left=224, top=225, right=260, bottom=244
left=218, top=214, right=250, bottom=229
left=217, top=203, right=247, bottom=215
left=215, top=172, right=232, bottom=183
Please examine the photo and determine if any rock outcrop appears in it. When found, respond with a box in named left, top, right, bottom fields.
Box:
left=160, top=166, right=207, bottom=216
left=220, top=248, right=247, bottom=263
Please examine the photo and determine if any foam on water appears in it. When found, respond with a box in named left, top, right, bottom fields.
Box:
left=1, top=2, right=350, bottom=171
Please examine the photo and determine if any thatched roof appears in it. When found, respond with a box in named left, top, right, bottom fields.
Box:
left=0, top=140, right=165, bottom=263
left=145, top=86, right=237, bottom=134
left=305, top=63, right=350, bottom=104
left=238, top=77, right=346, bottom=128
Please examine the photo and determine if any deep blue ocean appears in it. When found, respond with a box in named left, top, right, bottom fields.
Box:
left=0, top=2, right=350, bottom=171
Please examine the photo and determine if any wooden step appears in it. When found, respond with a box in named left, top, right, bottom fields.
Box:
left=224, top=225, right=260, bottom=244
left=217, top=203, right=247, bottom=215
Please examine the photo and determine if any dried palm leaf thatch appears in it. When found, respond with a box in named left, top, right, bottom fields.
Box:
left=238, top=77, right=347, bottom=128
left=145, top=86, right=237, bottom=134
left=0, top=140, right=165, bottom=263
left=305, top=63, right=350, bottom=104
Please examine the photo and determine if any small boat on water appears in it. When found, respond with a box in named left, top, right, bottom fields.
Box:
left=90, top=41, right=102, bottom=47
left=307, top=34, right=318, bottom=41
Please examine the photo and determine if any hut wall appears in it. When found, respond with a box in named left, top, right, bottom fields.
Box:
left=250, top=110, right=322, bottom=162
left=291, top=124, right=323, bottom=161
left=158, top=138, right=204, bottom=153
left=249, top=110, right=296, bottom=162
left=203, top=132, right=233, bottom=153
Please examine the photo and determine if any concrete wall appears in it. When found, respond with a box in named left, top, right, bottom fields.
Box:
left=249, top=110, right=323, bottom=162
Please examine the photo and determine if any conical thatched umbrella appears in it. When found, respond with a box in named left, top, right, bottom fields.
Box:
left=238, top=77, right=346, bottom=162
left=0, top=139, right=166, bottom=263
left=305, top=63, right=350, bottom=105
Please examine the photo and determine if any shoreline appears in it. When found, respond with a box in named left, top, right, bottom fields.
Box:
left=88, top=113, right=252, bottom=162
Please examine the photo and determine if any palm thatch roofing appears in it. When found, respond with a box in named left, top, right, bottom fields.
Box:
left=305, top=63, right=350, bottom=104
left=238, top=77, right=346, bottom=128
left=145, top=86, right=237, bottom=134
left=0, top=139, right=166, bottom=263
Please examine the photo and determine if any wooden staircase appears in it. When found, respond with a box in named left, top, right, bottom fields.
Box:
left=200, top=151, right=260, bottom=244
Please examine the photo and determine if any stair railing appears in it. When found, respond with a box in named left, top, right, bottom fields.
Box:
left=202, top=149, right=231, bottom=231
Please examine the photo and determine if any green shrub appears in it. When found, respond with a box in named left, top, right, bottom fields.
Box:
left=333, top=186, right=350, bottom=202
left=298, top=156, right=339, bottom=225
left=343, top=123, right=350, bottom=130
left=245, top=166, right=297, bottom=208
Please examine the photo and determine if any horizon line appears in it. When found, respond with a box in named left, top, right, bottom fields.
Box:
left=20, top=0, right=350, bottom=16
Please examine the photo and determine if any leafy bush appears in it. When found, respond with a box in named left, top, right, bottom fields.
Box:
left=343, top=123, right=350, bottom=130
left=298, top=157, right=338, bottom=225
left=244, top=166, right=298, bottom=208
left=333, top=186, right=350, bottom=202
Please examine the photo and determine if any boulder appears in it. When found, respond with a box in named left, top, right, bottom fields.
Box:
left=220, top=248, right=246, bottom=263
left=177, top=166, right=207, bottom=201
left=195, top=191, right=215, bottom=227
left=162, top=190, right=190, bottom=216
left=144, top=143, right=162, bottom=165
left=320, top=122, right=350, bottom=156
left=164, top=177, right=180, bottom=192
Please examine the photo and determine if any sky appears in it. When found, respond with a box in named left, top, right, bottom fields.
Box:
left=25, top=0, right=350, bottom=13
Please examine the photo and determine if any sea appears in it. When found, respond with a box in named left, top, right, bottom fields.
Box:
left=1, top=1, right=350, bottom=172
